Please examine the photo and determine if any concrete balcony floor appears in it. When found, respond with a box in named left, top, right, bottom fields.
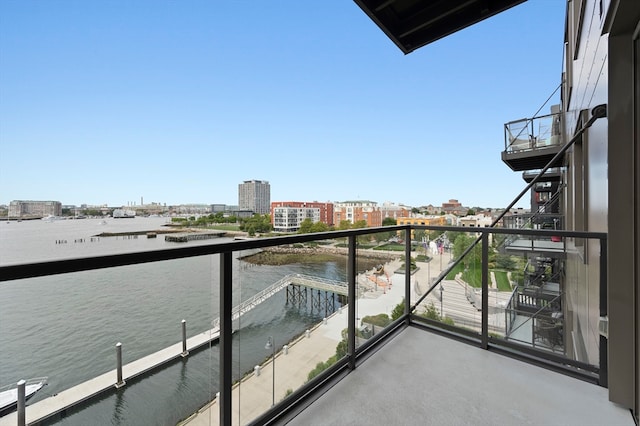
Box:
left=286, top=326, right=633, bottom=426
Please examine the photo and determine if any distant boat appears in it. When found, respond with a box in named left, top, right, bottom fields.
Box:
left=98, top=220, right=108, bottom=225
left=41, top=215, right=63, bottom=222
left=0, top=377, right=47, bottom=417
left=112, top=209, right=136, bottom=219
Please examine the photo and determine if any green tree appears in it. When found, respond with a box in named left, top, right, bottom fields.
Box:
left=310, top=222, right=329, bottom=233
left=335, top=338, right=348, bottom=359
left=382, top=217, right=397, bottom=226
left=361, top=313, right=391, bottom=327
left=298, top=218, right=314, bottom=234
left=338, top=220, right=352, bottom=230
left=352, top=220, right=368, bottom=229
left=391, top=299, right=405, bottom=320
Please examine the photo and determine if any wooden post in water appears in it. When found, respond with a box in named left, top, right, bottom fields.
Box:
left=17, top=379, right=26, bottom=426
left=115, top=343, right=126, bottom=388
left=181, top=319, right=189, bottom=357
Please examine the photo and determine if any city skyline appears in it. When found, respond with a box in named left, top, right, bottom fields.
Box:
left=0, top=1, right=564, bottom=208
left=1, top=195, right=509, bottom=211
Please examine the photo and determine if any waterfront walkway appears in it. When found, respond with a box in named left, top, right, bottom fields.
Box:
left=179, top=254, right=463, bottom=425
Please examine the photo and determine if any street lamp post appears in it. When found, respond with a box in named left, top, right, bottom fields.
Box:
left=265, top=336, right=275, bottom=407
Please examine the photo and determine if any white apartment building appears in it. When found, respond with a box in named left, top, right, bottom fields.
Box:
left=272, top=206, right=320, bottom=232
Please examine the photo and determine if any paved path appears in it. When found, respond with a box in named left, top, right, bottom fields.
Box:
left=179, top=258, right=410, bottom=426
left=179, top=252, right=482, bottom=426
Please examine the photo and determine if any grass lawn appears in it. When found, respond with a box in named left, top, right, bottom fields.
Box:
left=206, top=224, right=241, bottom=231
left=494, top=270, right=512, bottom=291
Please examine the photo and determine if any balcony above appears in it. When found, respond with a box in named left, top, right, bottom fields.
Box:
left=353, top=0, right=526, bottom=54
left=502, top=112, right=563, bottom=172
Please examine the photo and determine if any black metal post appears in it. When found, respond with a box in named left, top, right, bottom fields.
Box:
left=220, top=252, right=232, bottom=426
left=599, top=237, right=608, bottom=387
left=405, top=229, right=411, bottom=323
left=481, top=233, right=489, bottom=349
left=347, top=235, right=357, bottom=370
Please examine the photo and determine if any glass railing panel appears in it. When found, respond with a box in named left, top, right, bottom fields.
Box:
left=353, top=229, right=407, bottom=348
left=0, top=255, right=220, bottom=425
left=0, top=224, right=606, bottom=424
left=411, top=230, right=483, bottom=336
left=231, top=236, right=349, bottom=424
left=504, top=112, right=561, bottom=153
left=493, top=231, right=603, bottom=375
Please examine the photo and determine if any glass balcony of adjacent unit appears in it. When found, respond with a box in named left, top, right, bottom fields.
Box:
left=500, top=215, right=565, bottom=257
left=523, top=167, right=562, bottom=183
left=502, top=111, right=563, bottom=171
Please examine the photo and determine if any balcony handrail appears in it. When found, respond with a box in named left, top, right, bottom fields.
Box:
left=504, top=83, right=562, bottom=151
left=0, top=226, right=606, bottom=284
left=0, top=224, right=609, bottom=425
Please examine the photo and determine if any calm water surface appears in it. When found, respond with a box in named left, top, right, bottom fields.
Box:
left=0, top=218, right=345, bottom=425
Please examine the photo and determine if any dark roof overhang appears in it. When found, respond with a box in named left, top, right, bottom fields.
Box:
left=354, top=0, right=527, bottom=54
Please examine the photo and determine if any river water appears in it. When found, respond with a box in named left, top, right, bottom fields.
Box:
left=0, top=218, right=347, bottom=425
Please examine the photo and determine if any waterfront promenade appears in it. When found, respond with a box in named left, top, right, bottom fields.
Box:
left=179, top=253, right=463, bottom=426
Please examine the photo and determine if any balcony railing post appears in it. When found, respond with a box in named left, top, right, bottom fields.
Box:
left=481, top=232, right=489, bottom=349
left=599, top=237, right=608, bottom=387
left=347, top=235, right=357, bottom=370
left=405, top=227, right=411, bottom=323
left=220, top=252, right=233, bottom=426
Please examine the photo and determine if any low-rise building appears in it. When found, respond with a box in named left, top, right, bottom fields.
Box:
left=333, top=200, right=382, bottom=227
left=8, top=200, right=62, bottom=219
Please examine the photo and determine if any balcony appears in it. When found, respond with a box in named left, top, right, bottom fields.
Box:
left=0, top=225, right=633, bottom=426
left=523, top=167, right=562, bottom=183
left=502, top=112, right=563, bottom=171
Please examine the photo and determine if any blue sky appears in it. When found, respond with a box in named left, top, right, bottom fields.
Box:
left=0, top=1, right=565, bottom=209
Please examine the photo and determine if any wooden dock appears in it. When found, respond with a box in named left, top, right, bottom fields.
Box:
left=165, top=231, right=226, bottom=242
left=0, top=328, right=221, bottom=426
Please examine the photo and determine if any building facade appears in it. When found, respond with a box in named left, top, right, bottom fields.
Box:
left=440, top=199, right=467, bottom=215
left=378, top=202, right=411, bottom=222
left=270, top=201, right=334, bottom=231
left=499, top=0, right=639, bottom=417
left=238, top=180, right=271, bottom=215
left=333, top=201, right=382, bottom=228
left=272, top=206, right=320, bottom=232
left=8, top=200, right=62, bottom=218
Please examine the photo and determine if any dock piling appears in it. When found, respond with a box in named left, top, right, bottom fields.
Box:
left=181, top=320, right=189, bottom=357
left=115, top=343, right=126, bottom=388
left=17, top=379, right=26, bottom=426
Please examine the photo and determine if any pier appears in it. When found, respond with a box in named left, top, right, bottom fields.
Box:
left=165, top=231, right=226, bottom=242
left=0, top=274, right=346, bottom=425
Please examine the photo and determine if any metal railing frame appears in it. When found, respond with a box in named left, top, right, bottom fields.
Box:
left=0, top=225, right=607, bottom=426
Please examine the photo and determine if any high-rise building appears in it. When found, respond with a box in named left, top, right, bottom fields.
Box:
left=238, top=180, right=270, bottom=215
